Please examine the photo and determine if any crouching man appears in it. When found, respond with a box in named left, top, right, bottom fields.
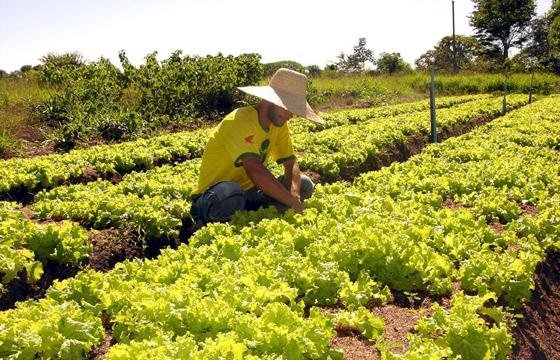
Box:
left=191, top=68, right=324, bottom=226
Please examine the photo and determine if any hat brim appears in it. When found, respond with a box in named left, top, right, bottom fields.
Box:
left=238, top=85, right=325, bottom=125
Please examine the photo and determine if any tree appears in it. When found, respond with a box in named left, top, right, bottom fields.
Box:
left=549, top=2, right=560, bottom=70
left=522, top=1, right=560, bottom=73
left=415, top=35, right=483, bottom=72
left=20, top=65, right=33, bottom=73
left=306, top=65, right=322, bottom=78
left=336, top=37, right=375, bottom=72
left=40, top=51, right=85, bottom=68
left=9, top=70, right=23, bottom=78
left=263, top=60, right=306, bottom=77
left=376, top=52, right=412, bottom=74
left=469, top=0, right=536, bottom=63
left=39, top=51, right=86, bottom=85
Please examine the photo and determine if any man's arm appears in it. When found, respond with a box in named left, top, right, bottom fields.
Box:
left=242, top=156, right=303, bottom=213
left=281, top=158, right=301, bottom=201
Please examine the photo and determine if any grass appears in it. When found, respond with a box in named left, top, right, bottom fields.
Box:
left=0, top=71, right=56, bottom=156
left=310, top=72, right=560, bottom=110
left=0, top=71, right=53, bottom=105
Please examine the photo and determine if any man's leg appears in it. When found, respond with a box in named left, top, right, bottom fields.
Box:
left=277, top=174, right=315, bottom=201
left=245, top=186, right=272, bottom=211
left=191, top=181, right=246, bottom=226
left=296, top=175, right=315, bottom=201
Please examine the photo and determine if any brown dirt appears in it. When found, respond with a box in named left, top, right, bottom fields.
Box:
left=519, top=203, right=539, bottom=217
left=330, top=332, right=380, bottom=360
left=0, top=103, right=507, bottom=205
left=489, top=222, right=506, bottom=234
left=0, top=167, right=129, bottom=205
left=0, top=261, right=81, bottom=310
left=315, top=96, right=365, bottom=113
left=82, top=166, right=101, bottom=182
left=314, top=112, right=500, bottom=183
left=371, top=305, right=428, bottom=355
left=90, top=311, right=115, bottom=360
left=324, top=304, right=382, bottom=360
left=90, top=333, right=114, bottom=360
left=89, top=228, right=144, bottom=271
left=303, top=170, right=324, bottom=185
left=4, top=101, right=557, bottom=360
left=439, top=115, right=494, bottom=140
left=1, top=102, right=56, bottom=158
left=20, top=206, right=33, bottom=220
left=443, top=198, right=464, bottom=210
left=510, top=251, right=560, bottom=359
left=325, top=289, right=437, bottom=359
left=2, top=117, right=217, bottom=161
left=14, top=123, right=55, bottom=157
left=327, top=255, right=560, bottom=360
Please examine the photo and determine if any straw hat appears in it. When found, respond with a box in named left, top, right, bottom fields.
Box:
left=238, top=68, right=325, bottom=124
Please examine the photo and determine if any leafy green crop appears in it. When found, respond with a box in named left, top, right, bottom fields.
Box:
left=29, top=95, right=524, bottom=239
left=2, top=96, right=560, bottom=359
left=0, top=94, right=484, bottom=198
left=0, top=201, right=90, bottom=288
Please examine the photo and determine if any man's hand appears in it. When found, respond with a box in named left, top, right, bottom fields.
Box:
left=290, top=197, right=304, bottom=213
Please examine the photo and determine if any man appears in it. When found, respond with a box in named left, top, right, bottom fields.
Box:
left=190, top=68, right=324, bottom=226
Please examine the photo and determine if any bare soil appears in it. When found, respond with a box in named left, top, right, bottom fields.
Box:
left=0, top=261, right=80, bottom=310
left=442, top=198, right=464, bottom=210
left=89, top=228, right=144, bottom=271
left=310, top=113, right=500, bottom=183
left=90, top=311, right=115, bottom=360
left=510, top=251, right=560, bottom=359
left=327, top=290, right=437, bottom=359
left=519, top=203, right=539, bottom=217
left=331, top=333, right=380, bottom=360
left=2, top=117, right=218, bottom=160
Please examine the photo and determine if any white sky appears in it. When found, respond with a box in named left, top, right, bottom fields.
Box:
left=0, top=0, right=554, bottom=72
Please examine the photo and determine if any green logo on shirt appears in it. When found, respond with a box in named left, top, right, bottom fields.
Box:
left=259, top=139, right=270, bottom=161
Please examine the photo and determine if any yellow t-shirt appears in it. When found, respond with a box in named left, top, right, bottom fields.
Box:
left=193, top=106, right=295, bottom=195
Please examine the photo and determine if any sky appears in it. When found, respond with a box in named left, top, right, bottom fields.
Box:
left=0, top=0, right=555, bottom=72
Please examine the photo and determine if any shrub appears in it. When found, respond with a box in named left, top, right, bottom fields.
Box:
left=36, top=51, right=263, bottom=147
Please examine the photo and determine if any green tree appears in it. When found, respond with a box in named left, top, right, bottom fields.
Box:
left=39, top=51, right=86, bottom=85
left=263, top=61, right=306, bottom=77
left=40, top=51, right=85, bottom=68
left=548, top=1, right=560, bottom=71
left=376, top=52, right=412, bottom=74
left=336, top=37, right=375, bottom=72
left=523, top=1, right=560, bottom=73
left=20, top=65, right=33, bottom=73
left=415, top=35, right=483, bottom=72
left=469, top=0, right=536, bottom=63
left=306, top=65, right=322, bottom=77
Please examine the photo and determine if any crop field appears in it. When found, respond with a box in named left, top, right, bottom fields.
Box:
left=1, top=94, right=559, bottom=359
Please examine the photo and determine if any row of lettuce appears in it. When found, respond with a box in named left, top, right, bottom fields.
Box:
left=0, top=96, right=558, bottom=358
left=29, top=95, right=529, bottom=239
left=0, top=94, right=487, bottom=197
left=0, top=202, right=90, bottom=292
left=0, top=95, right=528, bottom=292
left=0, top=96, right=476, bottom=294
